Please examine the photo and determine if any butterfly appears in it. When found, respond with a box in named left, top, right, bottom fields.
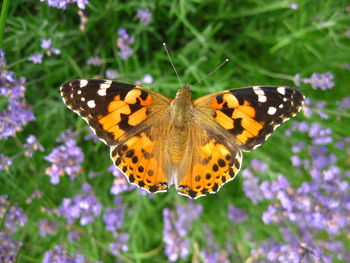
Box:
left=60, top=79, right=304, bottom=199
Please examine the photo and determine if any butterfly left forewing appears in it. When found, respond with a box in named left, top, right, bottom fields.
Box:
left=60, top=79, right=171, bottom=146
left=193, top=86, right=304, bottom=151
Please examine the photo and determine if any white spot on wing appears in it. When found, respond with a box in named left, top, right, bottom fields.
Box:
left=80, top=79, right=88, bottom=87
left=258, top=96, right=267, bottom=103
left=87, top=100, right=96, bottom=108
left=277, top=87, right=286, bottom=95
left=100, top=83, right=111, bottom=89
left=97, top=89, right=107, bottom=96
left=253, top=86, right=265, bottom=96
left=283, top=98, right=287, bottom=102
left=279, top=104, right=283, bottom=108
left=268, top=106, right=277, bottom=115
left=77, top=90, right=82, bottom=95
left=81, top=97, right=85, bottom=101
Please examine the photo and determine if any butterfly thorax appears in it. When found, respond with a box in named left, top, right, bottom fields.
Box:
left=168, top=85, right=192, bottom=163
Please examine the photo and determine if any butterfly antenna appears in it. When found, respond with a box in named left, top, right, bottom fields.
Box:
left=163, top=43, right=183, bottom=88
left=192, top=58, right=229, bottom=87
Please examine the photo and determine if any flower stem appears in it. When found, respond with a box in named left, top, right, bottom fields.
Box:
left=0, top=0, right=10, bottom=47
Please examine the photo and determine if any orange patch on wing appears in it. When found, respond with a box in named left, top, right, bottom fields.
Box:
left=124, top=89, right=141, bottom=104
left=141, top=95, right=153, bottom=106
left=232, top=108, right=263, bottom=136
left=236, top=130, right=252, bottom=144
left=214, top=110, right=234, bottom=129
left=128, top=107, right=147, bottom=126
left=99, top=104, right=131, bottom=130
left=107, top=125, right=125, bottom=139
left=108, top=99, right=126, bottom=112
left=238, top=105, right=255, bottom=117
left=223, top=93, right=239, bottom=108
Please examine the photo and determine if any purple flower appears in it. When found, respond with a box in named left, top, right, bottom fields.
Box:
left=23, top=134, right=44, bottom=157
left=58, top=184, right=102, bottom=225
left=200, top=227, right=230, bottom=263
left=135, top=74, right=154, bottom=85
left=41, top=38, right=61, bottom=55
left=0, top=154, right=12, bottom=171
left=4, top=206, right=28, bottom=233
left=288, top=3, right=298, bottom=9
left=41, top=39, right=52, bottom=49
left=25, top=190, right=43, bottom=204
left=105, top=69, right=119, bottom=79
left=86, top=56, right=102, bottom=66
left=0, top=231, right=23, bottom=263
left=103, top=197, right=125, bottom=232
left=109, top=165, right=136, bottom=195
left=227, top=204, right=247, bottom=224
left=28, top=53, right=44, bottom=64
left=242, top=169, right=264, bottom=204
left=109, top=232, right=129, bottom=255
left=1, top=54, right=35, bottom=139
left=117, top=29, right=134, bottom=60
left=337, top=96, right=350, bottom=111
left=42, top=245, right=99, bottom=263
left=302, top=72, right=335, bottom=90
left=251, top=159, right=268, bottom=172
left=137, top=9, right=152, bottom=25
left=45, top=131, right=84, bottom=184
left=38, top=219, right=57, bottom=237
left=163, top=201, right=202, bottom=261
left=0, top=49, right=6, bottom=67
left=40, top=0, right=89, bottom=10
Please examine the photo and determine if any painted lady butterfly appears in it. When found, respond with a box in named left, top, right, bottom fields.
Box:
left=60, top=79, right=304, bottom=199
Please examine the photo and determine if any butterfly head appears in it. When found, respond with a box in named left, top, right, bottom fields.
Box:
left=175, top=85, right=191, bottom=100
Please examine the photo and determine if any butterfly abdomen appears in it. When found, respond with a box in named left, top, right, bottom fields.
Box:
left=168, top=88, right=193, bottom=163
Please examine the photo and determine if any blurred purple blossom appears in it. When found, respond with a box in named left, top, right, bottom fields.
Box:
left=0, top=231, right=23, bottom=263
left=294, top=72, right=334, bottom=90
left=103, top=197, right=126, bottom=232
left=40, top=38, right=61, bottom=55
left=0, top=195, right=28, bottom=233
left=45, top=131, right=84, bottom=184
left=84, top=128, right=99, bottom=142
left=39, top=219, right=57, bottom=237
left=40, top=0, right=89, bottom=10
left=105, top=69, right=119, bottom=79
left=137, top=9, right=152, bottom=25
left=0, top=51, right=35, bottom=139
left=28, top=53, right=44, bottom=64
left=250, top=159, right=268, bottom=172
left=87, top=56, right=102, bottom=66
left=336, top=96, right=350, bottom=111
left=117, top=28, right=134, bottom=60
left=250, top=238, right=333, bottom=263
left=227, top=204, right=247, bottom=224
left=163, top=201, right=203, bottom=261
left=242, top=168, right=264, bottom=204
left=0, top=196, right=26, bottom=262
left=109, top=165, right=136, bottom=195
left=200, top=226, right=230, bottom=263
left=109, top=232, right=129, bottom=255
left=135, top=74, right=154, bottom=85
left=58, top=184, right=102, bottom=225
left=23, top=134, right=44, bottom=157
left=0, top=154, right=12, bottom=171
left=42, top=245, right=100, bottom=263
left=25, top=190, right=43, bottom=204
left=288, top=3, right=298, bottom=9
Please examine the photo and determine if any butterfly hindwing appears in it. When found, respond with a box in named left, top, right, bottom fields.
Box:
left=193, top=86, right=304, bottom=151
left=176, top=124, right=242, bottom=198
left=60, top=79, right=171, bottom=146
left=110, top=123, right=170, bottom=193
